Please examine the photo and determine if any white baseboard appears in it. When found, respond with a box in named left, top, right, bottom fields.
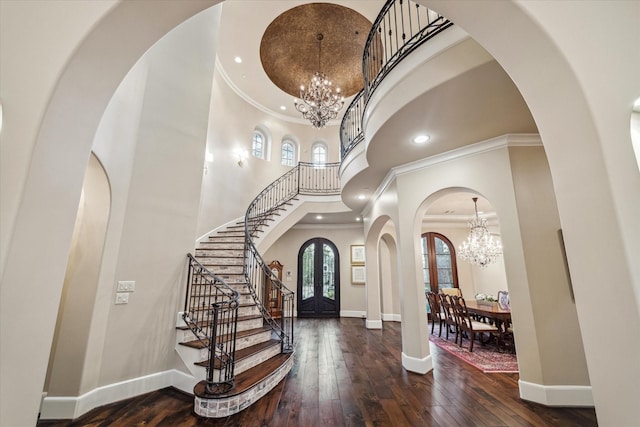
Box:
left=519, top=380, right=594, bottom=407
left=40, top=370, right=197, bottom=420
left=401, top=352, right=433, bottom=375
left=382, top=313, right=401, bottom=322
left=340, top=310, right=366, bottom=318
left=366, top=319, right=382, bottom=329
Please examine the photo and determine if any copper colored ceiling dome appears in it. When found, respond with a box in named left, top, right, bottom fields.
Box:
left=260, top=3, right=372, bottom=99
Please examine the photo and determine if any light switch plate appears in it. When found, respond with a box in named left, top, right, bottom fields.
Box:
left=117, top=280, right=135, bottom=292
left=115, top=292, right=129, bottom=304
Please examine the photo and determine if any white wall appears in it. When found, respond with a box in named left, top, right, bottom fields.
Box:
left=1, top=2, right=638, bottom=426
left=45, top=154, right=111, bottom=396
left=196, top=71, right=341, bottom=237
left=263, top=224, right=366, bottom=316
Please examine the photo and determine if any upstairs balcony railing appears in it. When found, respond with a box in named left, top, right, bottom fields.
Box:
left=244, top=162, right=341, bottom=353
left=341, top=0, right=453, bottom=159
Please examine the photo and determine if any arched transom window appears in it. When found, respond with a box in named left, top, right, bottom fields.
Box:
left=421, top=232, right=459, bottom=294
left=311, top=142, right=327, bottom=164
left=252, top=130, right=265, bottom=159
left=281, top=140, right=295, bottom=167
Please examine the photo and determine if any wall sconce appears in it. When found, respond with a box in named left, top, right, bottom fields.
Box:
left=234, top=148, right=248, bottom=167
left=203, top=151, right=214, bottom=175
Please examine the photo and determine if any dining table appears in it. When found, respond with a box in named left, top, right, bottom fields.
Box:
left=464, top=300, right=512, bottom=334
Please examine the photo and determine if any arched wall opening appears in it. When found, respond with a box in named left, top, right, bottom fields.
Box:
left=364, top=214, right=395, bottom=329
left=418, top=188, right=508, bottom=301
left=44, top=153, right=111, bottom=397
left=416, top=3, right=640, bottom=420
left=631, top=97, right=640, bottom=171
left=3, top=2, right=638, bottom=426
left=379, top=232, right=400, bottom=322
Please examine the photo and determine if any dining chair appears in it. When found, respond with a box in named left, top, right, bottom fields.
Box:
left=440, top=287, right=462, bottom=297
left=426, top=291, right=445, bottom=336
left=497, top=290, right=510, bottom=310
left=451, top=295, right=499, bottom=352
left=438, top=293, right=459, bottom=343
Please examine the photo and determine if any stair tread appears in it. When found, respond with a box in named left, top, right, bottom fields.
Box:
left=180, top=314, right=262, bottom=330
left=194, top=352, right=293, bottom=399
left=195, top=339, right=281, bottom=368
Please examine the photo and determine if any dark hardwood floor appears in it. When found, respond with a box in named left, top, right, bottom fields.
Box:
left=38, top=318, right=598, bottom=426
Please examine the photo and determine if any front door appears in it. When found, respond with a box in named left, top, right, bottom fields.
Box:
left=297, top=238, right=340, bottom=317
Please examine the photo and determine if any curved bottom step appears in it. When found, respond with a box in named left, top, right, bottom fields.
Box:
left=193, top=352, right=294, bottom=418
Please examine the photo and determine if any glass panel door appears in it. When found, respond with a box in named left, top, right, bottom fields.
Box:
left=297, top=238, right=340, bottom=317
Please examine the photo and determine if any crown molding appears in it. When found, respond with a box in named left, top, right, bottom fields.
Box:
left=215, top=58, right=344, bottom=127
left=362, top=134, right=541, bottom=217
left=292, top=222, right=364, bottom=230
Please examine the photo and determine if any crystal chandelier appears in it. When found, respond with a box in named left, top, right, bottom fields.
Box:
left=294, top=33, right=344, bottom=128
left=458, top=197, right=503, bottom=268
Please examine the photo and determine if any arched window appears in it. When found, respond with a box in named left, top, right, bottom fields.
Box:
left=252, top=130, right=265, bottom=159
left=281, top=140, right=295, bottom=167
left=421, top=232, right=459, bottom=294
left=311, top=142, right=327, bottom=164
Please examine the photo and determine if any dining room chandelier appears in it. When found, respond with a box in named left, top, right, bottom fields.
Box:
left=458, top=197, right=503, bottom=268
left=294, top=33, right=344, bottom=128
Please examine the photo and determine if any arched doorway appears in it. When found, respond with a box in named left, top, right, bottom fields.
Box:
left=297, top=238, right=340, bottom=317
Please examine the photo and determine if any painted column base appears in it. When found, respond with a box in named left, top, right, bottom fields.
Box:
left=519, top=380, right=594, bottom=407
left=401, top=352, right=433, bottom=374
left=366, top=319, right=382, bottom=329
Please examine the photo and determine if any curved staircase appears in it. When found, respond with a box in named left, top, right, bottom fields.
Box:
left=177, top=213, right=294, bottom=418
left=177, top=162, right=340, bottom=418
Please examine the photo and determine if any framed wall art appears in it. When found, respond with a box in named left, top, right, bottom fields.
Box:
left=351, top=265, right=366, bottom=284
left=350, top=245, right=365, bottom=265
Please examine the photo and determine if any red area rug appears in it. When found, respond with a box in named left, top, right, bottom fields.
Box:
left=429, top=334, right=518, bottom=373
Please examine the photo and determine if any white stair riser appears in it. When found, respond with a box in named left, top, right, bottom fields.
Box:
left=238, top=305, right=259, bottom=317
left=218, top=276, right=246, bottom=285
left=209, top=237, right=244, bottom=243
left=195, top=249, right=243, bottom=257
left=200, top=265, right=243, bottom=275
left=195, top=256, right=244, bottom=265
left=237, top=317, right=263, bottom=333
left=211, top=344, right=281, bottom=377
left=235, top=330, right=274, bottom=351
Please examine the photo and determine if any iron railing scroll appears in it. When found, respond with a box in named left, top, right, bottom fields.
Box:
left=244, top=162, right=341, bottom=353
left=341, top=0, right=453, bottom=159
left=184, top=254, right=239, bottom=394
left=340, top=90, right=366, bottom=159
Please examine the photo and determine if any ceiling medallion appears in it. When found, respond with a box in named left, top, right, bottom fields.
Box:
left=260, top=3, right=371, bottom=126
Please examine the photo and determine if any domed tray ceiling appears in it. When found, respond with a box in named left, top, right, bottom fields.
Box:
left=260, top=3, right=371, bottom=98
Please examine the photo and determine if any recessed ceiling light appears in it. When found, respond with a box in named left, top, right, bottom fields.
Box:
left=316, top=215, right=323, bottom=220
left=413, top=134, right=430, bottom=144
left=355, top=217, right=361, bottom=222
left=234, top=56, right=242, bottom=63
left=357, top=194, right=366, bottom=200
left=280, top=105, right=286, bottom=111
